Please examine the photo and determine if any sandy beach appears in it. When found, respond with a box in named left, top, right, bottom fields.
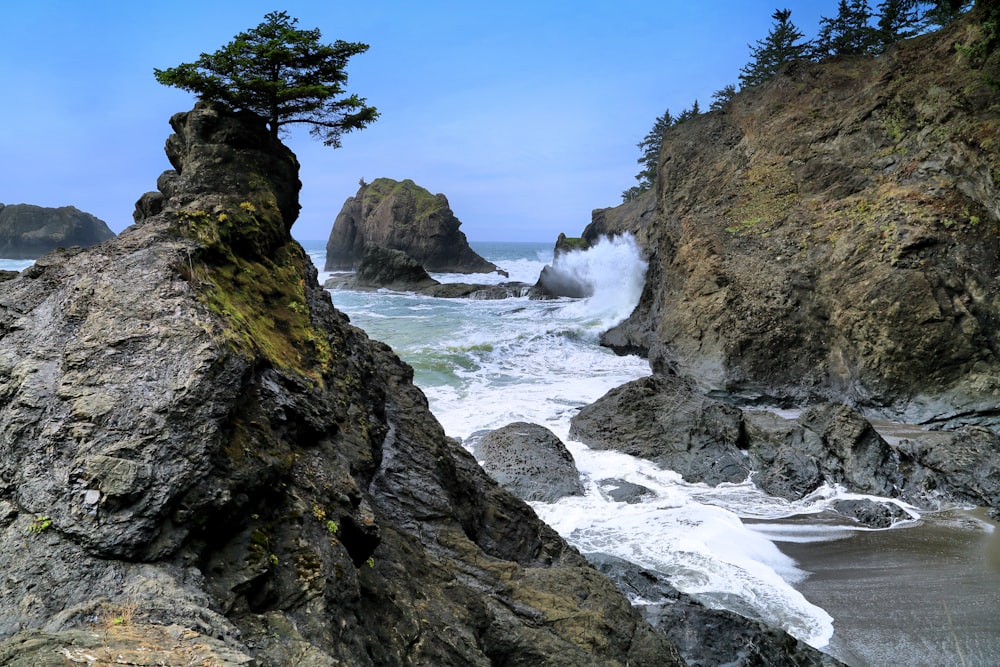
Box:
left=765, top=509, right=1000, bottom=666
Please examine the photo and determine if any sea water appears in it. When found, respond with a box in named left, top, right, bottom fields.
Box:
left=309, top=237, right=1000, bottom=666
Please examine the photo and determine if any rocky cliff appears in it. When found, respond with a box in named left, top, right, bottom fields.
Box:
left=0, top=103, right=681, bottom=665
left=597, top=11, right=1000, bottom=430
left=0, top=203, right=115, bottom=259
left=325, top=177, right=499, bottom=273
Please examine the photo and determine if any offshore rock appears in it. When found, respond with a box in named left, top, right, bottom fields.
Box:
left=353, top=242, right=439, bottom=291
left=0, top=102, right=682, bottom=666
left=0, top=203, right=115, bottom=259
left=325, top=177, right=499, bottom=273
left=472, top=422, right=585, bottom=502
left=595, top=13, right=1000, bottom=430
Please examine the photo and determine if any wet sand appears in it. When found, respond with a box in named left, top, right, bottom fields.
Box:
left=765, top=510, right=1000, bottom=666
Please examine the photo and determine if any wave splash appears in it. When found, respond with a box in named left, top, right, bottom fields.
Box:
left=545, top=234, right=648, bottom=331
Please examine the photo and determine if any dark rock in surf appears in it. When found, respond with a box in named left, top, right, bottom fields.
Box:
left=569, top=374, right=750, bottom=486
left=473, top=422, right=585, bottom=502
left=353, top=242, right=439, bottom=290
left=831, top=499, right=912, bottom=528
left=536, top=264, right=593, bottom=298
left=597, top=479, right=655, bottom=504
left=0, top=203, right=115, bottom=259
left=324, top=178, right=499, bottom=274
left=745, top=404, right=904, bottom=501
left=588, top=553, right=846, bottom=667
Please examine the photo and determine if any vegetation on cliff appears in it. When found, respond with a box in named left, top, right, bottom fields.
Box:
left=154, top=11, right=378, bottom=147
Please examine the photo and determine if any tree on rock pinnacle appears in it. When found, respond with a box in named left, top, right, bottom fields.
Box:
left=154, top=10, right=378, bottom=147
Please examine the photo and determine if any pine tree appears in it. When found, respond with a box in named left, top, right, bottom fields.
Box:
left=739, top=9, right=810, bottom=88
left=875, top=0, right=924, bottom=48
left=710, top=84, right=738, bottom=111
left=632, top=109, right=675, bottom=195
left=815, top=0, right=879, bottom=56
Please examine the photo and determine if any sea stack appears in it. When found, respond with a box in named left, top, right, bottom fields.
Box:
left=324, top=177, right=499, bottom=273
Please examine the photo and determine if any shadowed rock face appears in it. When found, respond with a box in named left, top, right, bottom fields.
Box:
left=592, top=13, right=1000, bottom=430
left=0, top=102, right=682, bottom=666
left=0, top=203, right=115, bottom=259
left=324, top=177, right=499, bottom=273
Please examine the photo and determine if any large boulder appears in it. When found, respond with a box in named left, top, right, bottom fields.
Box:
left=569, top=374, right=750, bottom=486
left=0, top=203, right=115, bottom=259
left=325, top=178, right=499, bottom=273
left=353, top=242, right=439, bottom=291
left=0, top=102, right=683, bottom=666
left=595, top=13, right=1000, bottom=430
left=472, top=422, right=585, bottom=502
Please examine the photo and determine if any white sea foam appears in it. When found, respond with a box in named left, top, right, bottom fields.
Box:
left=317, top=238, right=852, bottom=649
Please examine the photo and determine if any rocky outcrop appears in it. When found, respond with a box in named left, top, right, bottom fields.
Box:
left=569, top=374, right=750, bottom=486
left=325, top=178, right=499, bottom=273
left=471, top=422, right=585, bottom=503
left=588, top=554, right=846, bottom=667
left=0, top=102, right=683, bottom=666
left=0, top=203, right=115, bottom=259
left=353, top=242, right=439, bottom=290
left=596, top=13, right=1000, bottom=430
left=573, top=374, right=1000, bottom=517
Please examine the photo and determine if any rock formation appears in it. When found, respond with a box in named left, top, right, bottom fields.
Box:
left=471, top=422, right=585, bottom=502
left=593, top=12, right=1000, bottom=430
left=0, top=102, right=683, bottom=665
left=0, top=203, right=115, bottom=259
left=325, top=177, right=499, bottom=273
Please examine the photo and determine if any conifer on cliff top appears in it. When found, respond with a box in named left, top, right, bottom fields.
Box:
left=154, top=10, right=378, bottom=148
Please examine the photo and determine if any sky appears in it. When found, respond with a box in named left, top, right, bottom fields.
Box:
left=2, top=1, right=831, bottom=243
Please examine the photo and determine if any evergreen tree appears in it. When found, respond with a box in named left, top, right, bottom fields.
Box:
left=710, top=84, right=738, bottom=111
left=154, top=11, right=378, bottom=147
left=739, top=9, right=810, bottom=88
left=815, top=0, right=879, bottom=56
left=875, top=0, right=924, bottom=47
left=631, top=109, right=675, bottom=196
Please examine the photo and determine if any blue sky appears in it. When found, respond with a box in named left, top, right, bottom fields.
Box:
left=2, top=2, right=830, bottom=243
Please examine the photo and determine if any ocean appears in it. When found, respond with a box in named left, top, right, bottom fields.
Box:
left=4, top=239, right=999, bottom=665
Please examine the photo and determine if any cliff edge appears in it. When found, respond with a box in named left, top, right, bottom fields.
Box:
left=0, top=103, right=679, bottom=665
left=600, top=11, right=1000, bottom=429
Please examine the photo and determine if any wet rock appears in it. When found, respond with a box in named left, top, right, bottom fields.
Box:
left=597, top=479, right=655, bottom=504
left=473, top=422, right=585, bottom=502
left=831, top=499, right=912, bottom=528
left=569, top=374, right=750, bottom=485
left=588, top=553, right=846, bottom=667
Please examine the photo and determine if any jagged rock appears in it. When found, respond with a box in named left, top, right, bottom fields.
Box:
left=588, top=553, right=846, bottom=667
left=353, top=242, right=439, bottom=290
left=569, top=374, right=750, bottom=486
left=473, top=422, right=585, bottom=503
left=0, top=102, right=682, bottom=666
left=830, top=499, right=912, bottom=528
left=597, top=479, right=655, bottom=504
left=536, top=264, right=593, bottom=298
left=0, top=203, right=115, bottom=259
left=594, top=13, right=1000, bottom=430
left=745, top=405, right=904, bottom=501
left=325, top=177, right=499, bottom=273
